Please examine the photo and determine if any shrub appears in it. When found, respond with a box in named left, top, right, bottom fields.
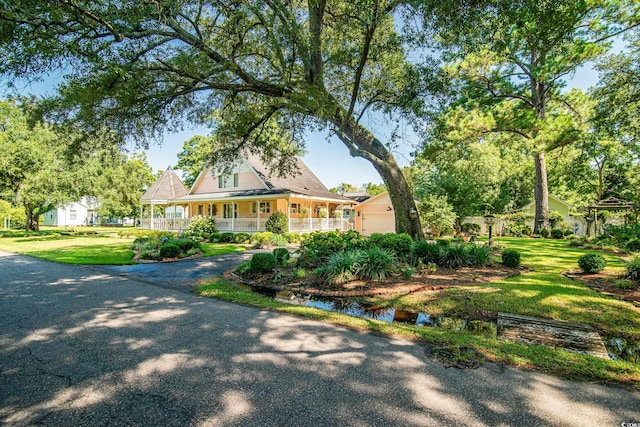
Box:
left=359, top=247, right=396, bottom=281
left=233, top=232, right=251, bottom=244
left=626, top=256, right=640, bottom=282
left=284, top=232, right=301, bottom=243
left=293, top=268, right=306, bottom=279
left=314, top=250, right=363, bottom=284
left=578, top=253, right=606, bottom=274
left=539, top=229, right=549, bottom=238
left=298, top=230, right=367, bottom=267
left=251, top=231, right=274, bottom=247
left=625, top=238, right=640, bottom=253
left=272, top=248, right=290, bottom=266
left=265, top=211, right=288, bottom=234
left=250, top=253, right=277, bottom=273
left=184, top=216, right=217, bottom=238
left=218, top=232, right=235, bottom=243
left=502, top=249, right=521, bottom=268
left=564, top=229, right=574, bottom=237
left=268, top=233, right=288, bottom=247
left=208, top=232, right=222, bottom=243
left=401, top=265, right=416, bottom=279
left=412, top=241, right=443, bottom=265
left=506, top=223, right=531, bottom=237
left=550, top=229, right=564, bottom=239
left=175, top=238, right=200, bottom=252
left=159, top=243, right=181, bottom=258
left=368, top=233, right=413, bottom=260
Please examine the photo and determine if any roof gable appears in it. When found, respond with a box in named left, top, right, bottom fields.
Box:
left=141, top=166, right=188, bottom=203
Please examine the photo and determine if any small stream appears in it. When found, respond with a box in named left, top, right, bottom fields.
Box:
left=247, top=287, right=640, bottom=363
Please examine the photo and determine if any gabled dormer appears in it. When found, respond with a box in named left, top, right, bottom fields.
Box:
left=188, top=157, right=268, bottom=195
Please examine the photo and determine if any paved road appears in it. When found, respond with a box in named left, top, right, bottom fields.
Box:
left=97, top=251, right=257, bottom=293
left=1, top=250, right=639, bottom=426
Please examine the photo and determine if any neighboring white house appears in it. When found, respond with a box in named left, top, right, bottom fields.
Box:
left=42, top=197, right=100, bottom=227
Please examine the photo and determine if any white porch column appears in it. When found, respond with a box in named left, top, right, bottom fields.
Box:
left=256, top=199, right=261, bottom=231
left=231, top=202, right=235, bottom=231
left=286, top=199, right=291, bottom=232
left=139, top=205, right=143, bottom=228
left=309, top=202, right=313, bottom=232
left=150, top=203, right=155, bottom=230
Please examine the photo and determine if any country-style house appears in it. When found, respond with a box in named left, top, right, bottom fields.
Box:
left=140, top=155, right=356, bottom=233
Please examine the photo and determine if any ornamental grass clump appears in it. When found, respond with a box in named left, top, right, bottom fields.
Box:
left=314, top=250, right=364, bottom=284
left=577, top=252, right=606, bottom=274
left=359, top=247, right=396, bottom=281
left=272, top=248, right=290, bottom=267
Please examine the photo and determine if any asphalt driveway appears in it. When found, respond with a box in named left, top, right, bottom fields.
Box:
left=1, top=250, right=639, bottom=426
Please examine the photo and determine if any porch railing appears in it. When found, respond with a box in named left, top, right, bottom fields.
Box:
left=141, top=217, right=353, bottom=233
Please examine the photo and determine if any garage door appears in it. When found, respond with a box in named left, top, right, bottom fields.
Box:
left=361, top=213, right=395, bottom=236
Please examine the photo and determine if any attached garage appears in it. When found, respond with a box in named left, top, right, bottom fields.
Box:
left=354, top=191, right=396, bottom=236
left=361, top=212, right=395, bottom=235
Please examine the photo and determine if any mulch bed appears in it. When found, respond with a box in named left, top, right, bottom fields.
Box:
left=563, top=270, right=640, bottom=306
left=226, top=264, right=521, bottom=298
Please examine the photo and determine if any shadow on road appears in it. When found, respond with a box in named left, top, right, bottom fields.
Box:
left=1, top=252, right=638, bottom=426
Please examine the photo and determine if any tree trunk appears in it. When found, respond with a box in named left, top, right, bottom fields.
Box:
left=329, top=110, right=424, bottom=240
left=533, top=151, right=549, bottom=233
left=24, top=203, right=39, bottom=231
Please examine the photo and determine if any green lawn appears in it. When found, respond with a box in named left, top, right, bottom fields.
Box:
left=196, top=237, right=640, bottom=385
left=0, top=231, right=246, bottom=264
left=0, top=233, right=136, bottom=264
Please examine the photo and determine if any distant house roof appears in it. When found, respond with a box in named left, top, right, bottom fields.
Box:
left=140, top=166, right=188, bottom=204
left=342, top=191, right=370, bottom=203
left=519, top=194, right=573, bottom=212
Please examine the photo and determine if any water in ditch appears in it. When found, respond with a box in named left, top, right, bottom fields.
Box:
left=247, top=287, right=639, bottom=363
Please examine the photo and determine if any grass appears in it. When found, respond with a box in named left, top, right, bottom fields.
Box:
left=195, top=237, right=640, bottom=385
left=201, top=242, right=247, bottom=257
left=0, top=229, right=246, bottom=264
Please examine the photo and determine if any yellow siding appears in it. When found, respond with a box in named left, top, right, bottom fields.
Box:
left=191, top=168, right=266, bottom=195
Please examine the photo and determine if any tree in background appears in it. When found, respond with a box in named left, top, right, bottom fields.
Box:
left=363, top=183, right=387, bottom=196
left=0, top=0, right=436, bottom=238
left=0, top=99, right=72, bottom=230
left=329, top=183, right=358, bottom=194
left=420, top=0, right=636, bottom=232
left=176, top=135, right=216, bottom=189
left=416, top=194, right=456, bottom=237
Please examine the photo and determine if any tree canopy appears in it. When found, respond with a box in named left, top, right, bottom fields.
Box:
left=419, top=0, right=638, bottom=232
left=0, top=0, right=435, bottom=238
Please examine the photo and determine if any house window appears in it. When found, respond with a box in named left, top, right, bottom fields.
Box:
left=69, top=210, right=77, bottom=220
left=218, top=173, right=239, bottom=189
left=197, top=205, right=204, bottom=216
left=290, top=203, right=300, bottom=214
left=208, top=204, right=217, bottom=216
left=223, top=203, right=238, bottom=218
left=251, top=202, right=271, bottom=214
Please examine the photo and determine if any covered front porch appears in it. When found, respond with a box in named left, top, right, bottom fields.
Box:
left=140, top=193, right=356, bottom=233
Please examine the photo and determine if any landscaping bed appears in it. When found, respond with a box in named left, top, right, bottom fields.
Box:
left=233, top=263, right=521, bottom=298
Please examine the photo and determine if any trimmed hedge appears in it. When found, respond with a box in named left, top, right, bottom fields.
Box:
left=578, top=253, right=606, bottom=274
left=501, top=249, right=521, bottom=268
left=368, top=233, right=413, bottom=260
left=250, top=253, right=277, bottom=273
